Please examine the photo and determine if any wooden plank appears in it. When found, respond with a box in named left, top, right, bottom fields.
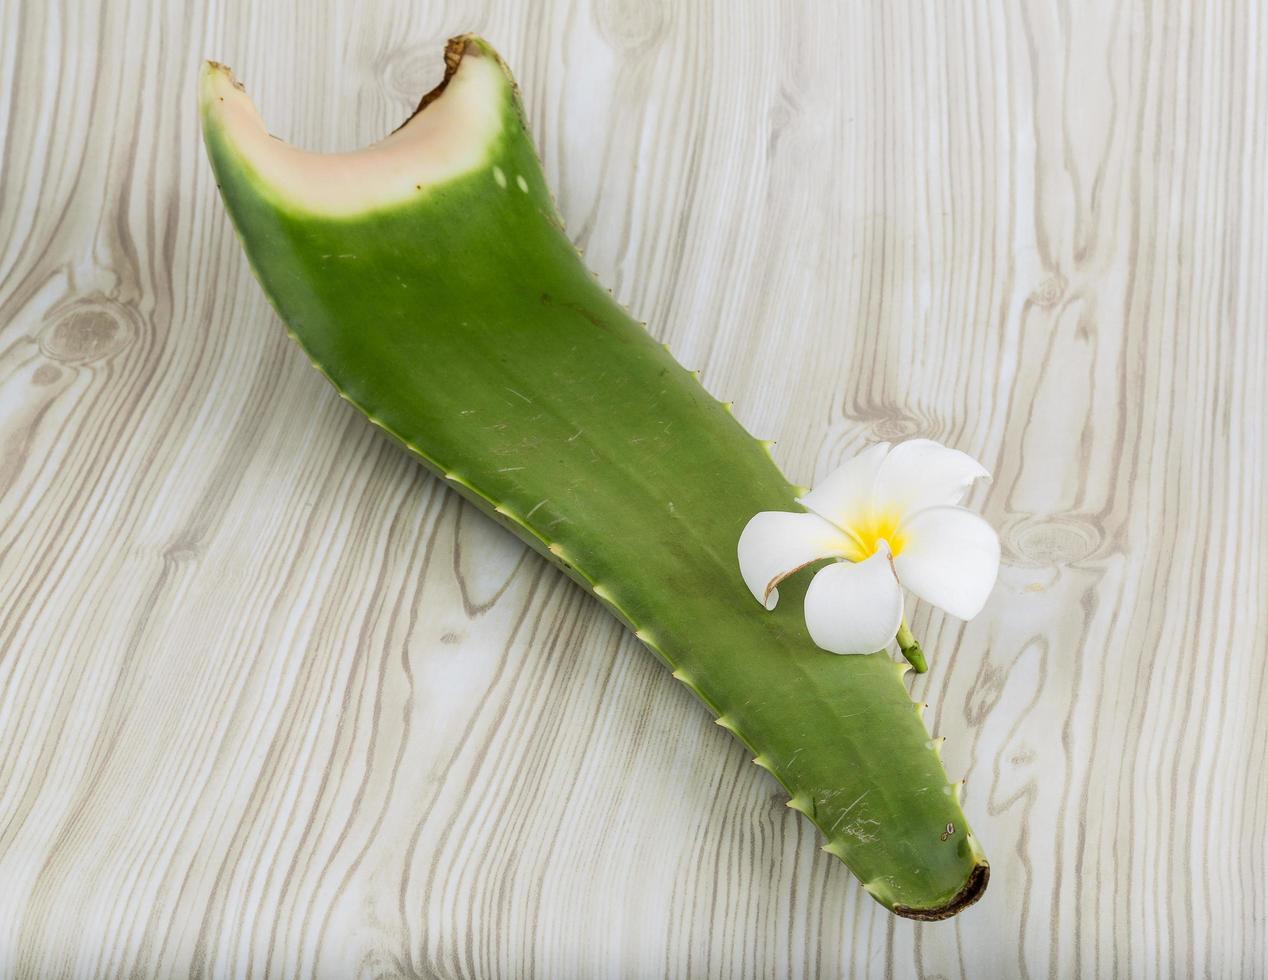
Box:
left=0, top=1, right=1264, bottom=976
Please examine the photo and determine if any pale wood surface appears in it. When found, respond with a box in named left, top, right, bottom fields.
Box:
left=2, top=1, right=1266, bottom=977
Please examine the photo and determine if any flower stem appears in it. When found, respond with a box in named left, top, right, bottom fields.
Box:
left=896, top=620, right=928, bottom=673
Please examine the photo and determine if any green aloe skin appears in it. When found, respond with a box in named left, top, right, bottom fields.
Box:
left=200, top=35, right=988, bottom=919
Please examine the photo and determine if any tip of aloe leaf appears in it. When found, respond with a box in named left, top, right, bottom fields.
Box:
left=891, top=862, right=991, bottom=921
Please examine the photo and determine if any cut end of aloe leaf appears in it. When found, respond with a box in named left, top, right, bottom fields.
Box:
left=199, top=33, right=990, bottom=920
left=200, top=35, right=512, bottom=216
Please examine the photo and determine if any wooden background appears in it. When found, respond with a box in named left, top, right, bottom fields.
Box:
left=1, top=0, right=1265, bottom=977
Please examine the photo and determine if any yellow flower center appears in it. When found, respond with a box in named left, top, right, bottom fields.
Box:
left=842, top=510, right=906, bottom=562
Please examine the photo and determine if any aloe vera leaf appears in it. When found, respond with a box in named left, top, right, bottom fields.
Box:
left=199, top=35, right=988, bottom=919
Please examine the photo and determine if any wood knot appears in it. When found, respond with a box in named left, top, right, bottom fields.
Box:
left=870, top=416, right=925, bottom=440
left=766, top=86, right=801, bottom=156
left=767, top=88, right=797, bottom=133
left=381, top=44, right=445, bottom=107
left=595, top=0, right=669, bottom=55
left=162, top=534, right=203, bottom=564
left=1004, top=514, right=1104, bottom=567
left=1028, top=274, right=1068, bottom=308
left=39, top=296, right=136, bottom=365
left=31, top=364, right=62, bottom=386
left=848, top=404, right=942, bottom=441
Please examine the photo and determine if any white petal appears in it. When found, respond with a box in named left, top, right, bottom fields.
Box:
left=872, top=438, right=991, bottom=518
left=894, top=506, right=1000, bottom=619
left=798, top=442, right=891, bottom=529
left=737, top=511, right=852, bottom=609
left=803, top=546, right=904, bottom=655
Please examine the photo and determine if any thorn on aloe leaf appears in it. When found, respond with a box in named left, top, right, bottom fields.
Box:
left=822, top=839, right=849, bottom=860
left=896, top=620, right=928, bottom=673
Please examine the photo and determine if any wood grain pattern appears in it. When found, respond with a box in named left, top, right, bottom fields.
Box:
left=1, top=0, right=1265, bottom=976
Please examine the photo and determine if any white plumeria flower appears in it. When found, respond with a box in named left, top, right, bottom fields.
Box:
left=737, top=439, right=1000, bottom=656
